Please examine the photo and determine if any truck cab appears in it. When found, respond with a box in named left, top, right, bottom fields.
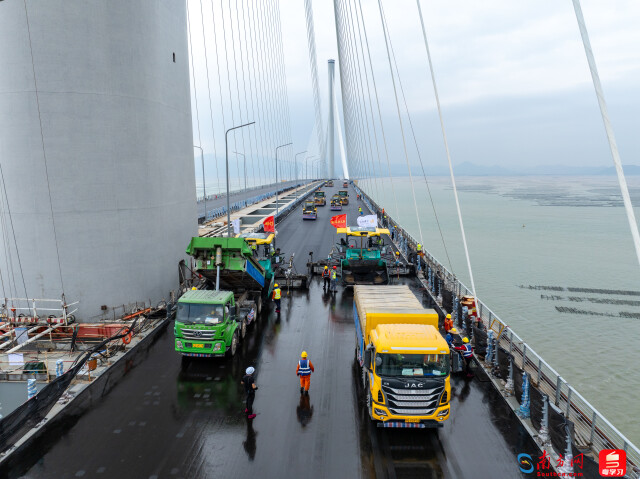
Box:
left=314, top=190, right=326, bottom=206
left=175, top=290, right=244, bottom=358
left=364, top=325, right=450, bottom=426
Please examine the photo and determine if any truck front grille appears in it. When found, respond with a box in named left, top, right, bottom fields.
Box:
left=382, top=384, right=444, bottom=416
left=181, top=329, right=216, bottom=340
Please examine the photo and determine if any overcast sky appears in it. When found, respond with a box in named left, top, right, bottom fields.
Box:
left=188, top=0, right=640, bottom=179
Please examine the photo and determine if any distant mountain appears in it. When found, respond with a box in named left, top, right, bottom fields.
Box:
left=388, top=162, right=640, bottom=177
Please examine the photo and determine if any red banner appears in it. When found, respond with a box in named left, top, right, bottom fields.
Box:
left=330, top=214, right=347, bottom=229
left=263, top=215, right=275, bottom=233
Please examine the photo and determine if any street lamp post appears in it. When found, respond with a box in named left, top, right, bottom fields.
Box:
left=313, top=158, right=322, bottom=179
left=294, top=150, right=307, bottom=201
left=275, top=142, right=292, bottom=248
left=233, top=151, right=247, bottom=191
left=225, top=122, right=255, bottom=237
left=193, top=145, right=206, bottom=223
left=305, top=156, right=316, bottom=180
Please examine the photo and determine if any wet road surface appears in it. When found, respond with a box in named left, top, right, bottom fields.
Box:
left=13, top=184, right=541, bottom=479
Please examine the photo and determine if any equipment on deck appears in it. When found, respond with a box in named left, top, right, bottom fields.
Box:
left=302, top=200, right=318, bottom=220
left=314, top=190, right=326, bottom=206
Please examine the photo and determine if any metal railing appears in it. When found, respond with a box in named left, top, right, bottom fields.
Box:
left=354, top=183, right=640, bottom=476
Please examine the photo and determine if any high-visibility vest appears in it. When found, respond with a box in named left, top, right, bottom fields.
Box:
left=322, top=269, right=329, bottom=278
left=273, top=288, right=281, bottom=300
left=462, top=344, right=473, bottom=358
left=298, top=359, right=312, bottom=376
left=417, top=244, right=422, bottom=252
left=331, top=271, right=337, bottom=280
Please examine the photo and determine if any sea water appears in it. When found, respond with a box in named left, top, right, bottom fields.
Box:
left=361, top=175, right=640, bottom=444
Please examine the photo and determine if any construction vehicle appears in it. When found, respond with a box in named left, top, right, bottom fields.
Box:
left=314, top=190, right=326, bottom=206
left=326, top=180, right=334, bottom=187
left=354, top=285, right=451, bottom=428
left=302, top=200, right=318, bottom=220
left=337, top=226, right=390, bottom=286
left=343, top=181, right=349, bottom=188
left=330, top=195, right=343, bottom=211
left=338, top=190, right=349, bottom=205
left=176, top=237, right=275, bottom=358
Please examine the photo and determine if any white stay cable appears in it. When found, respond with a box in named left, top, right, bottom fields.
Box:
left=572, top=0, right=640, bottom=271
left=376, top=0, right=424, bottom=247
left=333, top=84, right=350, bottom=179
left=416, top=0, right=478, bottom=301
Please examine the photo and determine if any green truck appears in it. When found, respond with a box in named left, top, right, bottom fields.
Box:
left=175, top=237, right=274, bottom=358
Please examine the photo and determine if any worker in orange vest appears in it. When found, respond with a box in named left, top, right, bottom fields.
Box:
left=296, top=351, right=315, bottom=395
left=444, top=313, right=453, bottom=332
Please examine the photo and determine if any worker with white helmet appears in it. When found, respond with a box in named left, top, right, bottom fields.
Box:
left=241, top=366, right=258, bottom=419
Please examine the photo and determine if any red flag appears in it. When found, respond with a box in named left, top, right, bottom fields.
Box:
left=330, top=214, right=347, bottom=228
left=263, top=215, right=275, bottom=233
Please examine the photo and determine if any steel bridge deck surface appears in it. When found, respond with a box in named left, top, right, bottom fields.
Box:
left=14, top=185, right=538, bottom=479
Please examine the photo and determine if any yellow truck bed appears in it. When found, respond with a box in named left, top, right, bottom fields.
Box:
left=354, top=285, right=438, bottom=339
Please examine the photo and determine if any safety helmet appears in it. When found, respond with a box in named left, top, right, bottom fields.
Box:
left=446, top=314, right=451, bottom=319
left=324, top=266, right=328, bottom=269
left=462, top=337, right=469, bottom=343
left=450, top=328, right=458, bottom=334
left=274, top=283, right=279, bottom=288
left=333, top=266, right=337, bottom=269
left=246, top=366, right=255, bottom=375
left=395, top=251, right=400, bottom=256
left=301, top=351, right=307, bottom=358
left=191, top=287, right=197, bottom=290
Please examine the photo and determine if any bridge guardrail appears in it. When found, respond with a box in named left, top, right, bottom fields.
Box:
left=354, top=182, right=639, bottom=476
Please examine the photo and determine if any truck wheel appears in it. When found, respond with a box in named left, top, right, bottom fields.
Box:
left=361, top=366, right=367, bottom=389
left=228, top=332, right=238, bottom=357
left=366, top=389, right=374, bottom=420
left=240, top=319, right=247, bottom=340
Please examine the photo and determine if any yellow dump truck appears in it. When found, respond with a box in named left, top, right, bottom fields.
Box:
left=354, top=285, right=451, bottom=428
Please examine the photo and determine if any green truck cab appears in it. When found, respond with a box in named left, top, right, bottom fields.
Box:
left=175, top=290, right=246, bottom=358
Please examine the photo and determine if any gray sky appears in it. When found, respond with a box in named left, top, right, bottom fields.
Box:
left=188, top=0, right=640, bottom=179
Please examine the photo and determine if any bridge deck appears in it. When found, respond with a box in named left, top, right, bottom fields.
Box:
left=16, top=184, right=539, bottom=479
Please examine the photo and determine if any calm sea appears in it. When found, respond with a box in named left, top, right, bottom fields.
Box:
left=361, top=175, right=640, bottom=444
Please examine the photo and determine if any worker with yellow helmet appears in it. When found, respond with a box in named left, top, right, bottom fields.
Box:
left=453, top=337, right=474, bottom=378
left=296, top=351, right=315, bottom=395
left=272, top=283, right=281, bottom=313
left=321, top=265, right=330, bottom=290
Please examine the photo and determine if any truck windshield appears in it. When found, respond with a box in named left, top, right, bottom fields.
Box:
left=376, top=353, right=450, bottom=377
left=176, top=303, right=225, bottom=325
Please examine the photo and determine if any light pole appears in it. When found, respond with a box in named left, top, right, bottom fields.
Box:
left=225, top=121, right=255, bottom=237
left=275, top=142, right=292, bottom=247
left=193, top=145, right=206, bottom=222
left=305, top=155, right=317, bottom=180
left=233, top=151, right=247, bottom=191
left=294, top=150, right=307, bottom=201
left=313, top=158, right=322, bottom=179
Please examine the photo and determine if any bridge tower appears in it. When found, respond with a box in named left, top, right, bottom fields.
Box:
left=0, top=1, right=196, bottom=320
